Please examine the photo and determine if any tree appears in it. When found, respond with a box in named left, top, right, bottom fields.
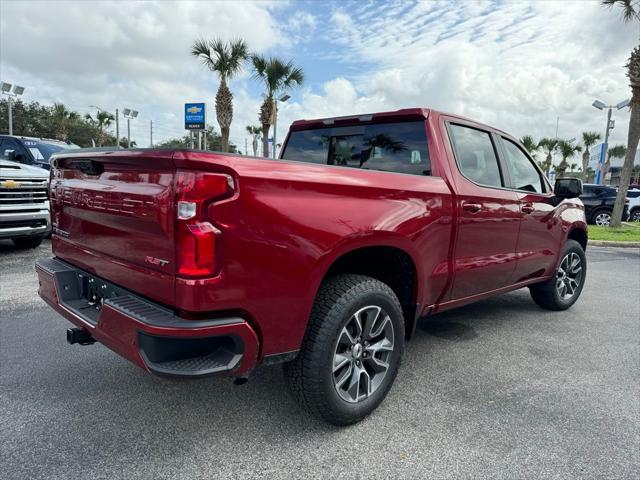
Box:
left=520, top=135, right=538, bottom=156
left=570, top=163, right=578, bottom=172
left=192, top=38, right=248, bottom=153
left=51, top=103, right=79, bottom=141
left=85, top=110, right=114, bottom=146
left=245, top=125, right=261, bottom=156
left=580, top=131, right=601, bottom=181
left=602, top=1, right=640, bottom=226
left=604, top=144, right=627, bottom=181
left=537, top=137, right=558, bottom=175
left=119, top=137, right=136, bottom=149
left=251, top=55, right=304, bottom=157
left=556, top=140, right=582, bottom=178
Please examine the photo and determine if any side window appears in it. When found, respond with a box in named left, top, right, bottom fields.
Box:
left=1, top=139, right=27, bottom=162
left=501, top=138, right=545, bottom=193
left=449, top=124, right=503, bottom=188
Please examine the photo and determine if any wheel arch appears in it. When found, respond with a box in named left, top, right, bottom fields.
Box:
left=567, top=226, right=588, bottom=251
left=314, top=240, right=423, bottom=340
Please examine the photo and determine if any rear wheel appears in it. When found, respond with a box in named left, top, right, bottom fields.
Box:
left=284, top=274, right=405, bottom=426
left=12, top=235, right=43, bottom=249
left=592, top=209, right=612, bottom=226
left=529, top=239, right=586, bottom=310
left=630, top=208, right=640, bottom=222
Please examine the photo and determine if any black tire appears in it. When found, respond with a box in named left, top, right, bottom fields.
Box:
left=284, top=274, right=405, bottom=426
left=590, top=208, right=612, bottom=226
left=630, top=207, right=640, bottom=222
left=529, top=239, right=586, bottom=310
left=11, top=235, right=43, bottom=249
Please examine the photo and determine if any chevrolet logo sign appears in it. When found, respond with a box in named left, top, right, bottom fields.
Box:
left=186, top=106, right=202, bottom=114
left=1, top=180, right=20, bottom=188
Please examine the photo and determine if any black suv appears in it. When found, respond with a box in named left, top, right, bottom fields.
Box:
left=0, top=135, right=78, bottom=170
left=580, top=184, right=629, bottom=225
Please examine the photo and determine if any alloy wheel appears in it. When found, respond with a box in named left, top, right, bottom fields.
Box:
left=594, top=212, right=611, bottom=226
left=332, top=305, right=395, bottom=403
left=555, top=252, right=583, bottom=300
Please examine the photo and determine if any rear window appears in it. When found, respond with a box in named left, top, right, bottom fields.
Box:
left=281, top=121, right=431, bottom=176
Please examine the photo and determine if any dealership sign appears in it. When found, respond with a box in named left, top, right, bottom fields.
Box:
left=184, top=103, right=206, bottom=130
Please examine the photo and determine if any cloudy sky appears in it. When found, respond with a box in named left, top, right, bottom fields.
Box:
left=0, top=0, right=638, bottom=161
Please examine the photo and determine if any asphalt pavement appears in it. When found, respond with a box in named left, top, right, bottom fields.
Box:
left=1, top=240, right=639, bottom=479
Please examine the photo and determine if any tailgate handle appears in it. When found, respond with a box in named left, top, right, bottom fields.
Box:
left=72, top=159, right=104, bottom=176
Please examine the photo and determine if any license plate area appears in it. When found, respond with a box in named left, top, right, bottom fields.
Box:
left=53, top=268, right=125, bottom=325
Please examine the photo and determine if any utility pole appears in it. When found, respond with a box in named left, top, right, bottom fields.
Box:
left=150, top=119, right=153, bottom=147
left=127, top=118, right=131, bottom=148
left=245, top=138, right=248, bottom=156
left=115, top=109, right=120, bottom=149
left=204, top=128, right=208, bottom=151
left=8, top=96, right=12, bottom=135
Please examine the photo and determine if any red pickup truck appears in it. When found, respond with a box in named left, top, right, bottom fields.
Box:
left=36, top=108, right=587, bottom=425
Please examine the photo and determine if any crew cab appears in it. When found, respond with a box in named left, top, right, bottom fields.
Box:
left=36, top=108, right=588, bottom=425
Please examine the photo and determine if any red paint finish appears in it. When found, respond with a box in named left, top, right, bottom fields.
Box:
left=38, top=108, right=587, bottom=377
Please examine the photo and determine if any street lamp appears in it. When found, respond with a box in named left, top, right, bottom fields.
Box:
left=592, top=98, right=629, bottom=185
left=272, top=93, right=291, bottom=159
left=123, top=108, right=138, bottom=148
left=1, top=82, right=26, bottom=135
left=89, top=105, right=120, bottom=149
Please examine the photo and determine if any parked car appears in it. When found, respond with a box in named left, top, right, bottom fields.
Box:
left=0, top=159, right=50, bottom=248
left=0, top=135, right=79, bottom=170
left=580, top=183, right=629, bottom=225
left=36, top=108, right=588, bottom=425
left=626, top=188, right=640, bottom=221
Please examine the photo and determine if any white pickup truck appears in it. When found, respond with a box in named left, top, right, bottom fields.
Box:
left=0, top=159, right=50, bottom=248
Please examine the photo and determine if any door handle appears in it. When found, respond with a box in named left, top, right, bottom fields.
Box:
left=462, top=202, right=482, bottom=213
left=521, top=203, right=534, bottom=214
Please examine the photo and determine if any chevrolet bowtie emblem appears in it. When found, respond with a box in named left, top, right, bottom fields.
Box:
left=1, top=180, right=20, bottom=188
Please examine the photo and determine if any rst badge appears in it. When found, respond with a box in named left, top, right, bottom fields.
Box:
left=145, top=256, right=169, bottom=267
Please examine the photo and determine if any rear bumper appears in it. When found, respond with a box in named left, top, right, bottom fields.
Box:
left=35, top=257, right=259, bottom=378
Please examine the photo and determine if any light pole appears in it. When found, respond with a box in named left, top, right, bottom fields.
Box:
left=272, top=93, right=290, bottom=159
left=592, top=99, right=630, bottom=185
left=1, top=82, right=25, bottom=135
left=123, top=109, right=138, bottom=148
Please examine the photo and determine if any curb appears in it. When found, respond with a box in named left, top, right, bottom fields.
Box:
left=589, top=240, right=640, bottom=248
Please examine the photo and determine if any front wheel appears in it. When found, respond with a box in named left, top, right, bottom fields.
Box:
left=12, top=235, right=43, bottom=249
left=630, top=208, right=640, bottom=222
left=284, top=274, right=405, bottom=426
left=592, top=209, right=612, bottom=226
left=529, top=239, right=586, bottom=310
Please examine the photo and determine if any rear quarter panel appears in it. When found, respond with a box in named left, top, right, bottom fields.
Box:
left=174, top=152, right=454, bottom=356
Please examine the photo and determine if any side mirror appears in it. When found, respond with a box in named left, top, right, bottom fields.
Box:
left=554, top=178, right=582, bottom=199
left=3, top=149, right=16, bottom=160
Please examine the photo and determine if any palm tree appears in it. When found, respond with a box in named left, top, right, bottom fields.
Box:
left=537, top=137, right=558, bottom=175
left=85, top=110, right=114, bottom=146
left=51, top=103, right=78, bottom=141
left=570, top=163, right=578, bottom=172
left=245, top=125, right=261, bottom=156
left=192, top=38, right=248, bottom=152
left=603, top=144, right=627, bottom=181
left=251, top=55, right=304, bottom=157
left=602, top=1, right=640, bottom=226
left=580, top=131, right=601, bottom=181
left=520, top=135, right=538, bottom=156
left=556, top=140, right=582, bottom=178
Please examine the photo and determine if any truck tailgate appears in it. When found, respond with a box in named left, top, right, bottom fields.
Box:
left=50, top=150, right=177, bottom=306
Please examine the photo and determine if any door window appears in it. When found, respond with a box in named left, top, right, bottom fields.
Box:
left=501, top=138, right=545, bottom=193
left=449, top=124, right=503, bottom=188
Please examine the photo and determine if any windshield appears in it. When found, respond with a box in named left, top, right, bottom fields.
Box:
left=22, top=139, right=77, bottom=162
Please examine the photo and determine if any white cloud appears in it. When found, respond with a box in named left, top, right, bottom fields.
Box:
left=0, top=0, right=637, bottom=164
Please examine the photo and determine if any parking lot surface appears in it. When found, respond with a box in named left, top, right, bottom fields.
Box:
left=1, top=240, right=639, bottom=480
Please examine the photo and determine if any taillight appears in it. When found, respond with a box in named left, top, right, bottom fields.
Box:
left=175, top=171, right=234, bottom=278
